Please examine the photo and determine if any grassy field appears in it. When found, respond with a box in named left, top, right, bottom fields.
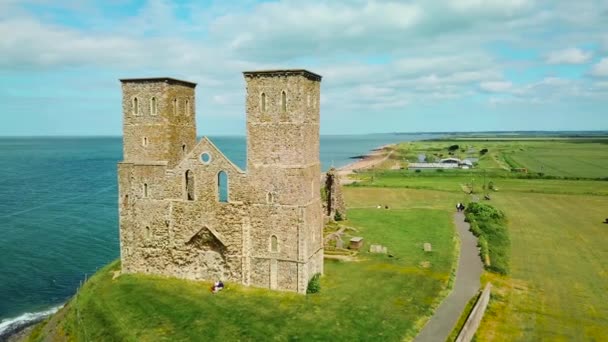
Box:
left=351, top=171, right=608, bottom=196
left=477, top=192, right=608, bottom=341
left=392, top=138, right=608, bottom=179
left=348, top=156, right=608, bottom=340
left=32, top=207, right=456, bottom=342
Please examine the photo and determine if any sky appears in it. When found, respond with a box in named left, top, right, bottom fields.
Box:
left=0, top=0, right=607, bottom=136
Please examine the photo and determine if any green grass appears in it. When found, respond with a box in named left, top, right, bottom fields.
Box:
left=476, top=192, right=608, bottom=341
left=34, top=208, right=456, bottom=342
left=350, top=171, right=608, bottom=196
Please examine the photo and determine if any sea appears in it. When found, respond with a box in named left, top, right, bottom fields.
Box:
left=0, top=133, right=438, bottom=336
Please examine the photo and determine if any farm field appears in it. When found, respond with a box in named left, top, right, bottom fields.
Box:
left=347, top=138, right=608, bottom=341
left=351, top=172, right=608, bottom=196
left=393, top=138, right=608, bottom=179
left=477, top=192, right=608, bottom=341
left=30, top=207, right=455, bottom=342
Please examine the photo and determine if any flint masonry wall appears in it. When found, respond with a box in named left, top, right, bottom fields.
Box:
left=118, top=71, right=324, bottom=294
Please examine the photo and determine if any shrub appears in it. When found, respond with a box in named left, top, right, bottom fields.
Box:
left=480, top=148, right=489, bottom=155
left=465, top=203, right=510, bottom=275
left=448, top=144, right=460, bottom=151
left=436, top=169, right=444, bottom=173
left=307, top=273, right=321, bottom=294
left=415, top=169, right=422, bottom=173
left=334, top=211, right=343, bottom=221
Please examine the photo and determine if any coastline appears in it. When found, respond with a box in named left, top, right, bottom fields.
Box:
left=336, top=143, right=396, bottom=179
left=0, top=305, right=62, bottom=342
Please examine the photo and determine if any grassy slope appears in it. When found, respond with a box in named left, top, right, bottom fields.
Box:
left=476, top=193, right=608, bottom=341
left=35, top=207, right=455, bottom=342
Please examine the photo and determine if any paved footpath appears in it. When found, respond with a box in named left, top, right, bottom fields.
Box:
left=414, top=211, right=483, bottom=342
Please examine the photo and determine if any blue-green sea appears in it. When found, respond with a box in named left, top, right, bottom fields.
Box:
left=0, top=134, right=437, bottom=334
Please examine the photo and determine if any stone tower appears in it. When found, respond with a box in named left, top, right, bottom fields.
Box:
left=244, top=70, right=324, bottom=292
left=120, top=78, right=197, bottom=167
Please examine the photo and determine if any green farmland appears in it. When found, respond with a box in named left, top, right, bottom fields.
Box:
left=392, top=138, right=608, bottom=179
left=348, top=137, right=608, bottom=340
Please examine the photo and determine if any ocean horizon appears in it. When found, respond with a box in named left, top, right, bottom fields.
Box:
left=0, top=133, right=441, bottom=336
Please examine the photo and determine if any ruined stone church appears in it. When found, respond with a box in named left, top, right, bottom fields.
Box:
left=118, top=70, right=324, bottom=293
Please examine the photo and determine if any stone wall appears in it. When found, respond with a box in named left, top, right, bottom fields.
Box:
left=323, top=168, right=346, bottom=220
left=455, top=283, right=492, bottom=342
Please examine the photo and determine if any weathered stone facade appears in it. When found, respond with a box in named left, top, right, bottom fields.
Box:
left=323, top=168, right=347, bottom=220
left=118, top=70, right=323, bottom=293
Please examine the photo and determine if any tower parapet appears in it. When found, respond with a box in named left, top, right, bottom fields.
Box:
left=120, top=77, right=197, bottom=168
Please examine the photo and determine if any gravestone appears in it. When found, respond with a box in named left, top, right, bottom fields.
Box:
left=369, top=244, right=388, bottom=254
left=424, top=243, right=432, bottom=252
left=349, top=237, right=364, bottom=250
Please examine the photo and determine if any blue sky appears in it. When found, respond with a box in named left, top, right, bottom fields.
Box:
left=1, top=0, right=607, bottom=136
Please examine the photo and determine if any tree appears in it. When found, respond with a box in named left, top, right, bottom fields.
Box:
left=480, top=148, right=489, bottom=155
left=448, top=144, right=460, bottom=152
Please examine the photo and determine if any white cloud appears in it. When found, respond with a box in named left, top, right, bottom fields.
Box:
left=1, top=0, right=608, bottom=134
left=591, top=58, right=608, bottom=77
left=480, top=81, right=513, bottom=92
left=546, top=48, right=592, bottom=64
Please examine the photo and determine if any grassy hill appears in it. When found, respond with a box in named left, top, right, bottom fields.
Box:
left=28, top=208, right=456, bottom=342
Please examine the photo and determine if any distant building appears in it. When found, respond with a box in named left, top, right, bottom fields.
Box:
left=439, top=157, right=461, bottom=164
left=409, top=157, right=473, bottom=170
left=408, top=163, right=459, bottom=170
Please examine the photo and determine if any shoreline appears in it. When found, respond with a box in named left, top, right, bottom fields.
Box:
left=0, top=305, right=62, bottom=342
left=336, top=143, right=396, bottom=178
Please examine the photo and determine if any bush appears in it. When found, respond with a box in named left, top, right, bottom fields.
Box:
left=307, top=273, right=321, bottom=294
left=415, top=169, right=422, bottom=173
left=448, top=144, right=460, bottom=151
left=334, top=211, right=343, bottom=221
left=465, top=203, right=510, bottom=275
left=480, top=148, right=489, bottom=155
left=436, top=169, right=444, bottom=173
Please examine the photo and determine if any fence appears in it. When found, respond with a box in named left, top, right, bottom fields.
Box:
left=455, top=282, right=492, bottom=342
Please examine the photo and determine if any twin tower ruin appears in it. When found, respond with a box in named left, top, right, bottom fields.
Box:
left=118, top=70, right=323, bottom=293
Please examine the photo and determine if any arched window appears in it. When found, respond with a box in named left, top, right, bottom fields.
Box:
left=150, top=97, right=157, bottom=115
left=142, top=137, right=148, bottom=147
left=132, top=97, right=139, bottom=115
left=123, top=194, right=129, bottom=209
left=173, top=98, right=177, bottom=115
left=218, top=171, right=228, bottom=202
left=185, top=99, right=190, bottom=116
left=281, top=91, right=287, bottom=112
left=270, top=235, right=278, bottom=252
left=145, top=226, right=151, bottom=240
left=185, top=170, right=195, bottom=201
left=261, top=92, right=266, bottom=112
left=182, top=144, right=186, bottom=155
left=143, top=183, right=148, bottom=197
left=266, top=192, right=274, bottom=204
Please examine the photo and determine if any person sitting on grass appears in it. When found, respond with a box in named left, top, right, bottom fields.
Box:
left=211, top=280, right=225, bottom=293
